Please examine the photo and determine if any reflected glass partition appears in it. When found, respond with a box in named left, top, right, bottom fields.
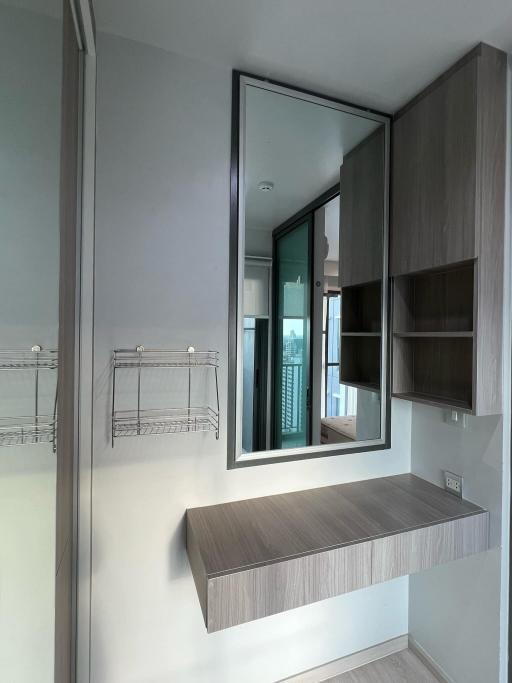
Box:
left=273, top=217, right=311, bottom=450
left=0, top=2, right=62, bottom=680
left=229, top=73, right=390, bottom=466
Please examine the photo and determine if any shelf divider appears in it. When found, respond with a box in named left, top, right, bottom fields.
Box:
left=392, top=391, right=472, bottom=413
left=394, top=331, right=473, bottom=338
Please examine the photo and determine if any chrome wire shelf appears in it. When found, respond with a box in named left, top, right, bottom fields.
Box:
left=113, top=407, right=218, bottom=438
left=113, top=349, right=218, bottom=369
left=111, top=346, right=220, bottom=446
left=0, top=348, right=58, bottom=370
left=0, top=346, right=58, bottom=451
left=0, top=416, right=56, bottom=448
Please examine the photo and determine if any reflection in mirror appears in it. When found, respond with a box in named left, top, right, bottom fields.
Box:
left=0, top=1, right=62, bottom=680
left=233, top=75, right=389, bottom=463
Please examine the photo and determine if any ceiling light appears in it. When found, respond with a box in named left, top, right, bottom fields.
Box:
left=258, top=181, right=274, bottom=192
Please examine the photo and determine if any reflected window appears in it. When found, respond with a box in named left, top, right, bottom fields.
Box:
left=322, top=293, right=357, bottom=418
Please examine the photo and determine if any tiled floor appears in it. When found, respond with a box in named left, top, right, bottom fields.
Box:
left=325, top=649, right=439, bottom=683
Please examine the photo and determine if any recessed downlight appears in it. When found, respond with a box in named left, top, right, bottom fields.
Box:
left=258, top=180, right=274, bottom=192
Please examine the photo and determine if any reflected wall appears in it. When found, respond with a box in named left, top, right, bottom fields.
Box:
left=0, top=3, right=62, bottom=681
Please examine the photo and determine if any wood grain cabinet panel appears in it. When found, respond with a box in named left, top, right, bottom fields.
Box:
left=187, top=475, right=489, bottom=632
left=372, top=513, right=489, bottom=584
left=391, top=43, right=506, bottom=415
left=338, top=127, right=385, bottom=391
left=340, top=127, right=385, bottom=288
left=391, top=56, right=477, bottom=276
left=207, top=541, right=372, bottom=633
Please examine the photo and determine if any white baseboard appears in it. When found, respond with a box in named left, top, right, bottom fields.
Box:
left=408, top=636, right=454, bottom=683
left=279, top=634, right=409, bottom=682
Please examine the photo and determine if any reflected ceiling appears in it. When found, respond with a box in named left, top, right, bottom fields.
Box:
left=245, top=86, right=378, bottom=233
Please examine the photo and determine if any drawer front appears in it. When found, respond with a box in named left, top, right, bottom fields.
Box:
left=207, top=541, right=372, bottom=632
left=371, top=513, right=489, bottom=584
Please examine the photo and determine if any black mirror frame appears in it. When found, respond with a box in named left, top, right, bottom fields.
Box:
left=228, top=70, right=392, bottom=469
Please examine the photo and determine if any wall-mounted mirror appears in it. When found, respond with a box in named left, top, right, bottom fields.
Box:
left=0, top=1, right=62, bottom=679
left=229, top=72, right=390, bottom=467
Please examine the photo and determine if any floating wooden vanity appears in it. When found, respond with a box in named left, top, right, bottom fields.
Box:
left=186, top=474, right=488, bottom=632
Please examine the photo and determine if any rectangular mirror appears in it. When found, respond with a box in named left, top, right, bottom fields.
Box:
left=0, top=1, right=63, bottom=679
left=229, top=72, right=391, bottom=467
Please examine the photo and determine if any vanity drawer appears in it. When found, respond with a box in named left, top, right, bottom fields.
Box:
left=371, top=513, right=489, bottom=584
left=206, top=541, right=372, bottom=633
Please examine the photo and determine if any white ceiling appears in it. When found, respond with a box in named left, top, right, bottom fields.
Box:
left=245, top=85, right=378, bottom=233
left=93, top=0, right=512, bottom=113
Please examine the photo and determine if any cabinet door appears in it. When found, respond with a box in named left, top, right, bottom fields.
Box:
left=391, top=57, right=478, bottom=276
left=339, top=127, right=384, bottom=288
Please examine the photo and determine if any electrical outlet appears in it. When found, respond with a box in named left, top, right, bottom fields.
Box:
left=444, top=470, right=463, bottom=498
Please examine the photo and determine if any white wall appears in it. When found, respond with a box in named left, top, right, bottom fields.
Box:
left=246, top=227, right=272, bottom=257
left=409, top=408, right=505, bottom=683
left=91, top=32, right=412, bottom=683
left=0, top=4, right=61, bottom=682
left=408, top=60, right=511, bottom=683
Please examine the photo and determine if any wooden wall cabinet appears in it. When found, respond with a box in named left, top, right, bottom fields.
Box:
left=339, top=126, right=385, bottom=391
left=340, top=126, right=384, bottom=289
left=391, top=44, right=506, bottom=415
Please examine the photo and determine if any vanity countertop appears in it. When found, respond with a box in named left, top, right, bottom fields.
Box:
left=186, top=473, right=485, bottom=578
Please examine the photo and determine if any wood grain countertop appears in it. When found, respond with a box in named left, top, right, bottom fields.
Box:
left=186, top=474, right=485, bottom=578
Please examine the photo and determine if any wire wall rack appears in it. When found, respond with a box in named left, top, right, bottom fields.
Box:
left=111, top=346, right=220, bottom=446
left=0, top=346, right=58, bottom=450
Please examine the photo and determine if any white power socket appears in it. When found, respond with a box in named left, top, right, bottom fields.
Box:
left=444, top=470, right=463, bottom=498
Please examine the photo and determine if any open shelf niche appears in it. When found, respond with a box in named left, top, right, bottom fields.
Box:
left=392, top=261, right=474, bottom=411
left=339, top=280, right=382, bottom=392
